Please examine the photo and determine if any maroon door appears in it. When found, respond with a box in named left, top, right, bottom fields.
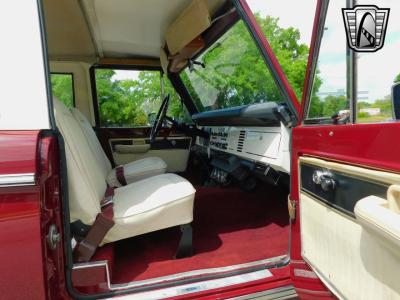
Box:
left=291, top=1, right=400, bottom=299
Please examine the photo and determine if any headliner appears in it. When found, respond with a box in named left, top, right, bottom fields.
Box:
left=44, top=0, right=226, bottom=63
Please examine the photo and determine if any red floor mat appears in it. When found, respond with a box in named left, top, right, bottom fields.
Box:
left=111, top=185, right=289, bottom=283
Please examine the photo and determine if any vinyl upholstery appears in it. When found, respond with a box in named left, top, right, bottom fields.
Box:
left=71, top=107, right=167, bottom=187
left=54, top=98, right=195, bottom=244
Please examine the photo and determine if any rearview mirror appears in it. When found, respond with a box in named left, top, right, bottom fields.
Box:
left=392, top=83, right=400, bottom=120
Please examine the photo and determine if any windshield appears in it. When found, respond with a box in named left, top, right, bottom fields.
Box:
left=180, top=20, right=283, bottom=112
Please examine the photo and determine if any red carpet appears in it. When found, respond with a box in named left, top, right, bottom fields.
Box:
left=110, top=185, right=289, bottom=283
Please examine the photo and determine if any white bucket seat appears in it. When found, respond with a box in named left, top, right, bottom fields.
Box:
left=53, top=98, right=195, bottom=252
left=71, top=107, right=167, bottom=187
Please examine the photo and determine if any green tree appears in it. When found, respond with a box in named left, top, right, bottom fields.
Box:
left=322, top=95, right=348, bottom=117
left=95, top=69, right=190, bottom=127
left=373, top=97, right=392, bottom=115
left=51, top=74, right=74, bottom=107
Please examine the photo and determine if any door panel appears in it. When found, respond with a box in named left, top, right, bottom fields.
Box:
left=110, top=137, right=191, bottom=172
left=299, top=156, right=400, bottom=300
left=292, top=124, right=400, bottom=299
left=97, top=127, right=192, bottom=172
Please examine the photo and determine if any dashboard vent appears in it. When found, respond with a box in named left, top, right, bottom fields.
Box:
left=237, top=131, right=246, bottom=152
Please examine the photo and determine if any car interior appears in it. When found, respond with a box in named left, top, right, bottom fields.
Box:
left=43, top=0, right=294, bottom=295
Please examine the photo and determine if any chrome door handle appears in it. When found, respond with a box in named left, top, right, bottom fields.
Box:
left=312, top=170, right=336, bottom=192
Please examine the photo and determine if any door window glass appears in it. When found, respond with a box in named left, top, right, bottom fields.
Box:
left=94, top=69, right=190, bottom=127
left=51, top=73, right=75, bottom=108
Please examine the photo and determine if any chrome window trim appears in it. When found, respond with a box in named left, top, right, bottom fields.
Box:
left=0, top=173, right=36, bottom=187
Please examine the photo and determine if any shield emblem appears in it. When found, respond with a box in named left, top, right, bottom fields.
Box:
left=342, top=5, right=390, bottom=52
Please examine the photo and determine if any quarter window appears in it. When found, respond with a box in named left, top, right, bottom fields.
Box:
left=306, top=1, right=350, bottom=123
left=51, top=73, right=75, bottom=108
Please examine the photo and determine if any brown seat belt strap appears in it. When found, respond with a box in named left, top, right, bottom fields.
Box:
left=115, top=166, right=127, bottom=186
left=74, top=187, right=115, bottom=263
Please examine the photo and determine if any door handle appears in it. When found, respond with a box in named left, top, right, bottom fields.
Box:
left=312, top=170, right=336, bottom=192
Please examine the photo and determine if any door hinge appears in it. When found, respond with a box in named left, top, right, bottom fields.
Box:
left=288, top=196, right=296, bottom=221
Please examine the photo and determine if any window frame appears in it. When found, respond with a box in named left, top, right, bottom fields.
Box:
left=50, top=72, right=76, bottom=108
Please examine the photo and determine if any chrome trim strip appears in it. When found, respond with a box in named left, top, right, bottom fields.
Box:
left=72, top=255, right=288, bottom=294
left=109, top=269, right=274, bottom=300
left=0, top=173, right=35, bottom=187
left=230, top=285, right=297, bottom=300
left=110, top=255, right=287, bottom=291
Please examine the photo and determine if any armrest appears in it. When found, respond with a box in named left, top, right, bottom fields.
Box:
left=114, top=144, right=150, bottom=154
left=355, top=189, right=400, bottom=254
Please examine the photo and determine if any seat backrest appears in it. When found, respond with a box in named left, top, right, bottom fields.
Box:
left=71, top=108, right=112, bottom=178
left=54, top=98, right=107, bottom=224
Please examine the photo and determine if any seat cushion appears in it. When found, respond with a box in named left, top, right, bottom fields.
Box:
left=103, top=173, right=195, bottom=244
left=106, top=157, right=167, bottom=187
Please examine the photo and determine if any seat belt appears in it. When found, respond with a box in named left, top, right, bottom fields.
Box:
left=115, top=166, right=127, bottom=186
left=74, top=186, right=115, bottom=262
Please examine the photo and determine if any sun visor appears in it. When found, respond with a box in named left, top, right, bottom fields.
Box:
left=165, top=0, right=211, bottom=56
left=160, top=47, right=169, bottom=74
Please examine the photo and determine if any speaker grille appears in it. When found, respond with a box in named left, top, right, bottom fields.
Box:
left=237, top=131, right=246, bottom=152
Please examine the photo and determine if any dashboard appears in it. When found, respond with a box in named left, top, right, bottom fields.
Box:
left=192, top=102, right=293, bottom=174
left=196, top=124, right=290, bottom=174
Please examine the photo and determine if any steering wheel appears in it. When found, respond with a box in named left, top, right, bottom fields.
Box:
left=150, top=94, right=170, bottom=143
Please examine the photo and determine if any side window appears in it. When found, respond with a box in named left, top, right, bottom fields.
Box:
left=246, top=0, right=317, bottom=101
left=306, top=0, right=350, bottom=122
left=306, top=0, right=399, bottom=124
left=94, top=69, right=190, bottom=128
left=51, top=73, right=75, bottom=108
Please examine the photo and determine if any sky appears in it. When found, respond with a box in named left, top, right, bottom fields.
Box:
left=113, top=69, right=139, bottom=81
left=115, top=0, right=400, bottom=103
left=246, top=0, right=316, bottom=46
